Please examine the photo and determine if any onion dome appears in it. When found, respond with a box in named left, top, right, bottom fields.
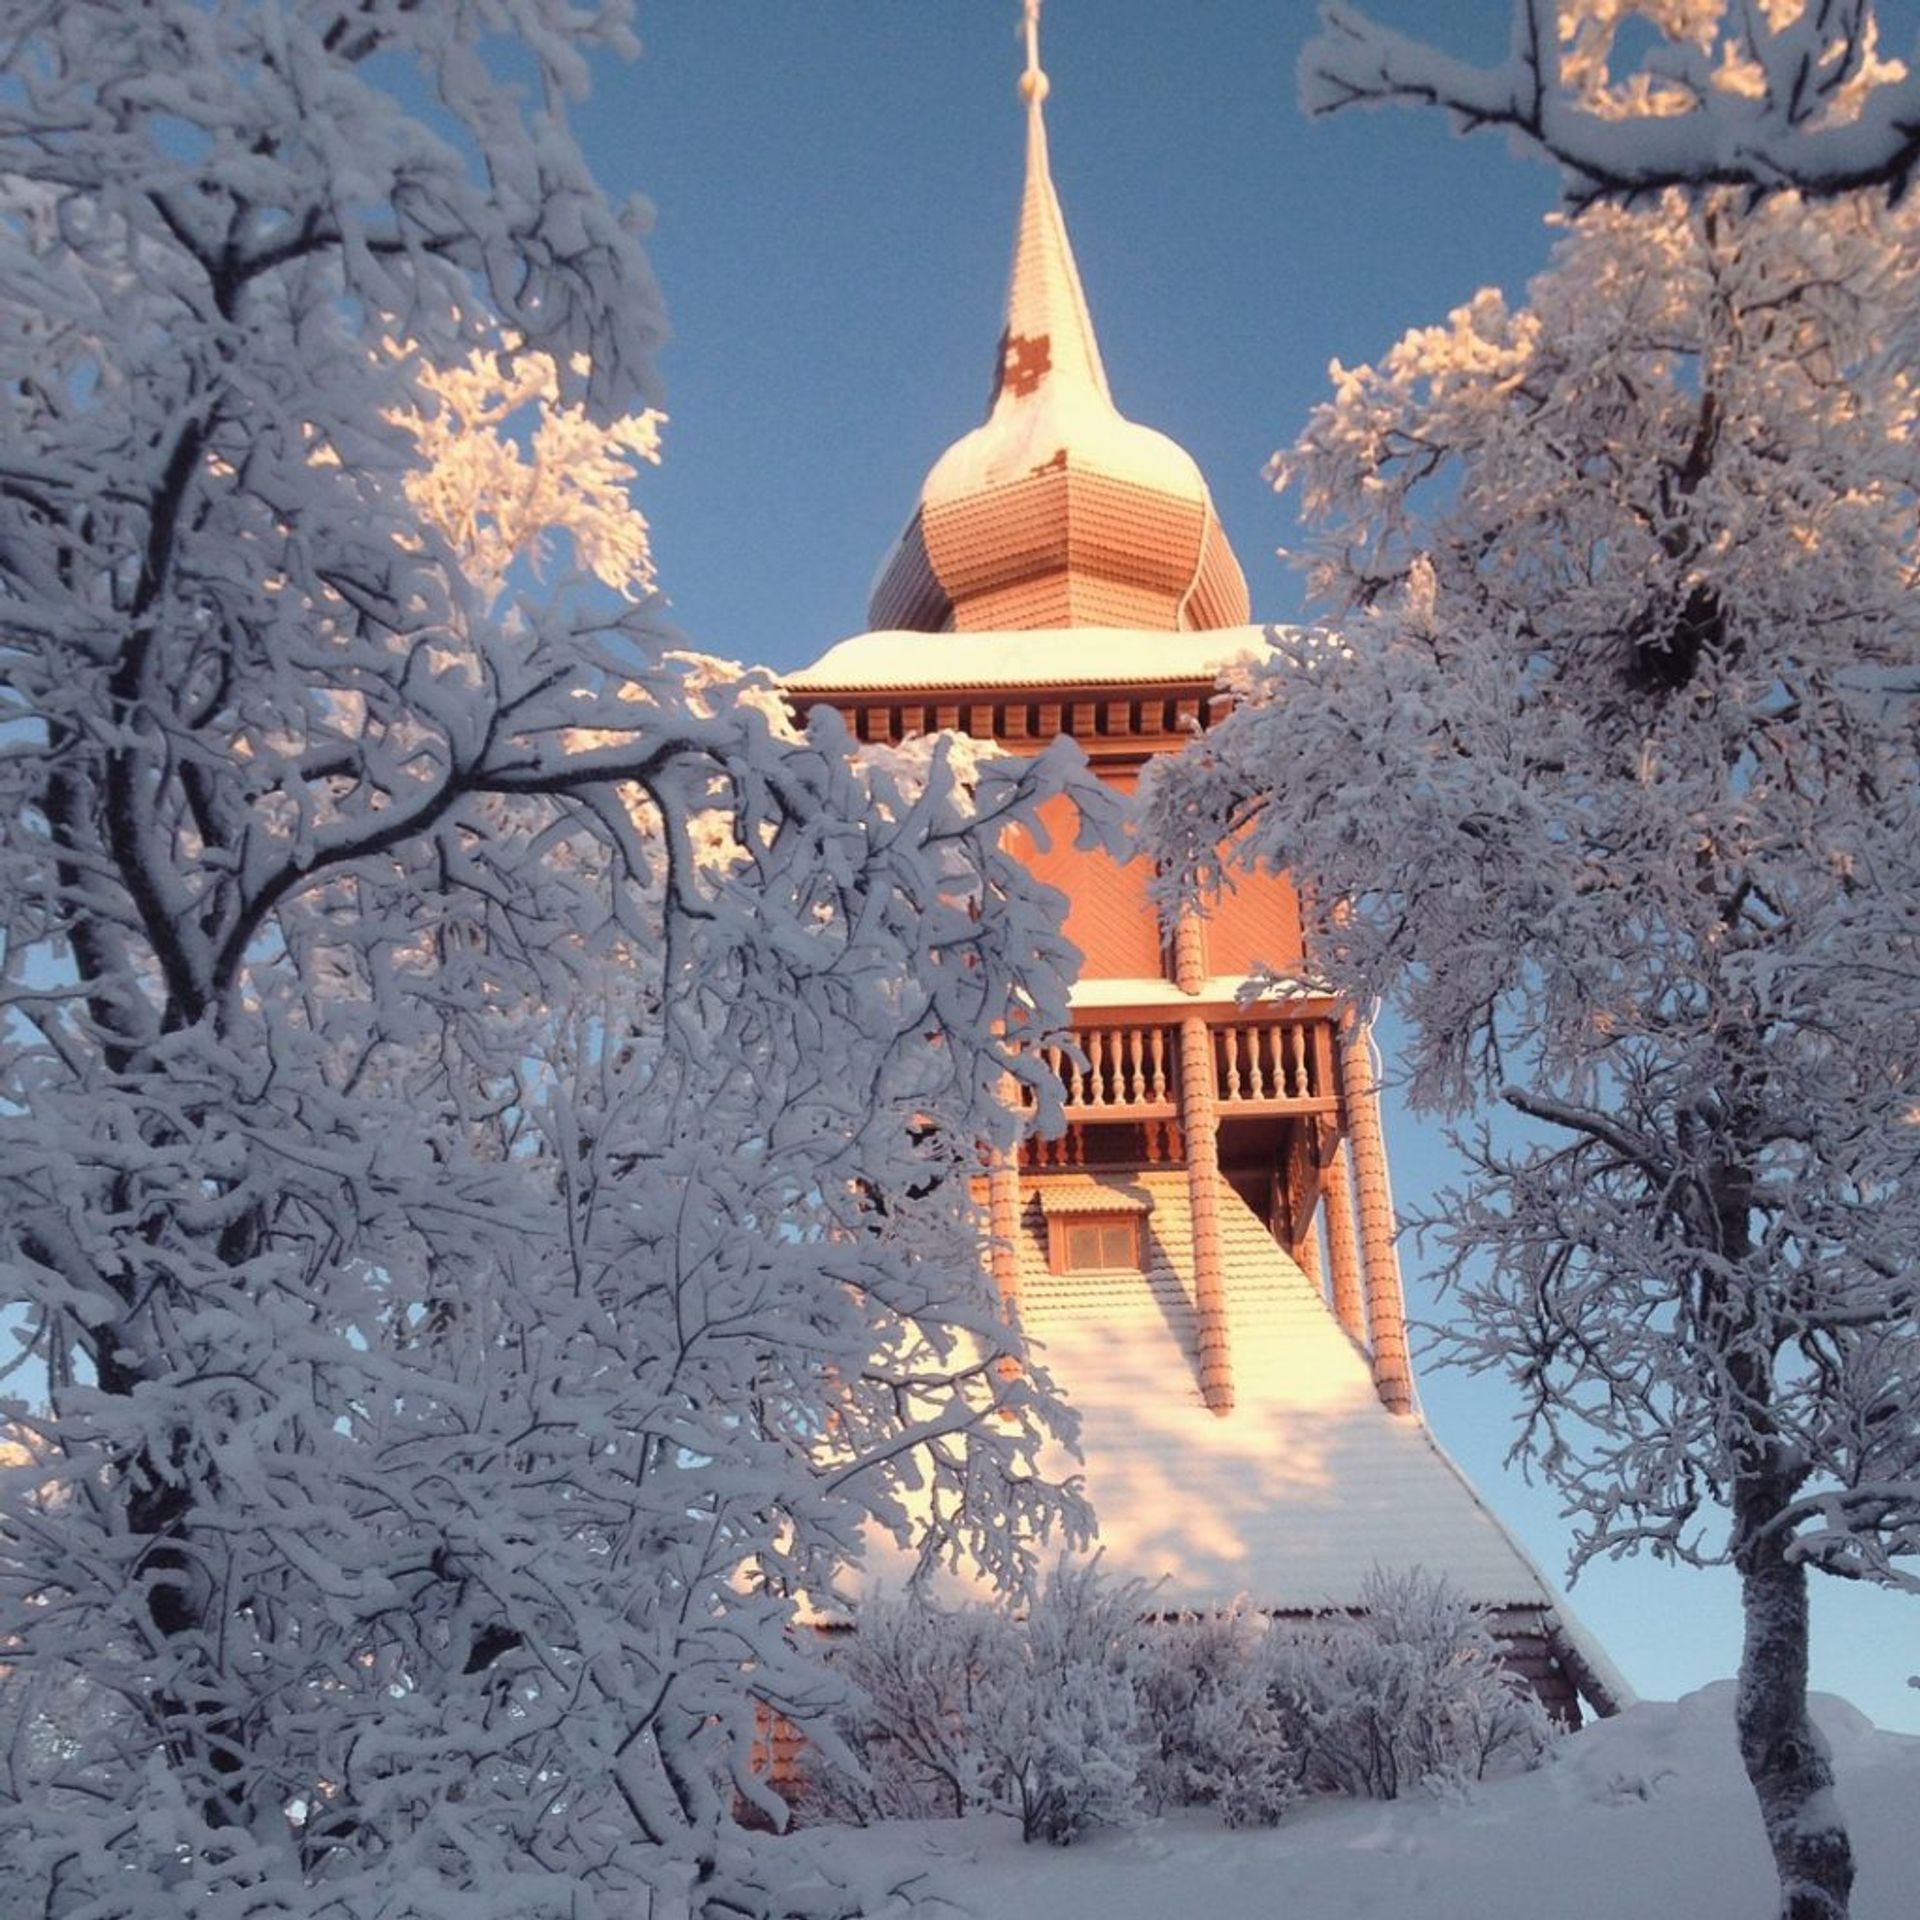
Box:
left=868, top=13, right=1250, bottom=636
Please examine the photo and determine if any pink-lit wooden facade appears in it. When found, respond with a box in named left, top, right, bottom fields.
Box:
left=786, top=649, right=1412, bottom=1425
left=784, top=16, right=1624, bottom=1728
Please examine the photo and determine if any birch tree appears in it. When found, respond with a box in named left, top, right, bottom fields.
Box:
left=1144, top=189, right=1920, bottom=1920
left=0, top=5, right=1088, bottom=1913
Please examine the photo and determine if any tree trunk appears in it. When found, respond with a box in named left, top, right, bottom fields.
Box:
left=1732, top=1473, right=1855, bottom=1920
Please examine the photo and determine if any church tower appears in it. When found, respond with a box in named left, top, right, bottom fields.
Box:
left=786, top=6, right=1621, bottom=1722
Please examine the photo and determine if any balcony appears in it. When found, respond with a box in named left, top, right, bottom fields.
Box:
left=1041, top=1024, right=1179, bottom=1120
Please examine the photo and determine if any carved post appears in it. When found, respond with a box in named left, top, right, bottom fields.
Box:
left=1321, top=1132, right=1367, bottom=1346
left=1171, top=903, right=1206, bottom=997
left=1178, top=1016, right=1232, bottom=1414
left=989, top=1076, right=1025, bottom=1386
left=1337, top=1017, right=1413, bottom=1414
left=988, top=1153, right=1022, bottom=1319
left=1174, top=909, right=1232, bottom=1414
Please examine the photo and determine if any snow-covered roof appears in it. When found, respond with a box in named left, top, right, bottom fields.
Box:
left=856, top=1170, right=1566, bottom=1616
left=924, top=373, right=1209, bottom=510
left=788, top=626, right=1275, bottom=693
left=1015, top=1171, right=1556, bottom=1610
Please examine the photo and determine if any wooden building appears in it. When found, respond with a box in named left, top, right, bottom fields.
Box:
left=785, top=12, right=1624, bottom=1724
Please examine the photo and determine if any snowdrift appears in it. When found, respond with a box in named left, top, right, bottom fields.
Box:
left=791, top=1685, right=1920, bottom=1920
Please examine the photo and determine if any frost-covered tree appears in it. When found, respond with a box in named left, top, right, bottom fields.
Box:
left=1303, top=1, right=1920, bottom=200
left=1145, top=190, right=1920, bottom=1920
left=0, top=5, right=1089, bottom=1915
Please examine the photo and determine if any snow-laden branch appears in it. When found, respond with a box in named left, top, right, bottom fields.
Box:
left=1303, top=1, right=1920, bottom=199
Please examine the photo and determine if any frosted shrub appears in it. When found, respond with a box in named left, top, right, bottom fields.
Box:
left=1266, top=1569, right=1554, bottom=1800
left=1134, top=1608, right=1300, bottom=1826
left=823, top=1560, right=1149, bottom=1844
left=986, top=1559, right=1151, bottom=1843
left=807, top=1602, right=1003, bottom=1822
left=822, top=1564, right=1546, bottom=1840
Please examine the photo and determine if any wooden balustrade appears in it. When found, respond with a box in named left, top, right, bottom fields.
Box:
left=1041, top=1024, right=1178, bottom=1115
left=1211, top=1019, right=1332, bottom=1108
left=1027, top=1016, right=1338, bottom=1120
left=1019, top=1012, right=1336, bottom=1172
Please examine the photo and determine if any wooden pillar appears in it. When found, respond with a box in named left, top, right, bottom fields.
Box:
left=1338, top=1017, right=1414, bottom=1415
left=1173, top=909, right=1231, bottom=1414
left=1290, top=1168, right=1324, bottom=1294
left=1321, top=1132, right=1367, bottom=1346
left=988, top=1152, right=1022, bottom=1322
left=988, top=1154, right=1024, bottom=1388
left=989, top=1076, right=1024, bottom=1384
left=1171, top=904, right=1207, bottom=996
left=1177, top=1016, right=1233, bottom=1414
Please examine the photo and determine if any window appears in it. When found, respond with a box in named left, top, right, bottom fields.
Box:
left=1052, top=1214, right=1142, bottom=1273
left=1038, top=1186, right=1152, bottom=1275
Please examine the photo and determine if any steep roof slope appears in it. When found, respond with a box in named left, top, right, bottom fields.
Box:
left=1016, top=1171, right=1556, bottom=1611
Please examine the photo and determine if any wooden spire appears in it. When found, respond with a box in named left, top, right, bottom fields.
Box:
left=866, top=1, right=1249, bottom=636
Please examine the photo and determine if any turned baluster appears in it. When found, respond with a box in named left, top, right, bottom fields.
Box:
left=1219, top=1027, right=1244, bottom=1101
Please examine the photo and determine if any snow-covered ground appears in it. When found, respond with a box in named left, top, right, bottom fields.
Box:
left=791, top=1686, right=1920, bottom=1920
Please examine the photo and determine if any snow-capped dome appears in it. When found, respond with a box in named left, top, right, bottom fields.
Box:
left=868, top=50, right=1249, bottom=635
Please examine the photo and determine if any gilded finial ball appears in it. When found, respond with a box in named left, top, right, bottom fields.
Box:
left=1020, top=66, right=1050, bottom=104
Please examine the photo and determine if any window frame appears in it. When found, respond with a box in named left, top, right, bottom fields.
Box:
left=1047, top=1211, right=1144, bottom=1275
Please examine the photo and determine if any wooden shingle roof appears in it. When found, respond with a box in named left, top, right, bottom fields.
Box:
left=1011, top=1170, right=1563, bottom=1614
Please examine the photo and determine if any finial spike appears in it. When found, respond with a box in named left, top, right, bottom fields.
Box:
left=1020, top=0, right=1049, bottom=103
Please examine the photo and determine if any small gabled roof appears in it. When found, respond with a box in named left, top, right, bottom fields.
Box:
left=1037, top=1177, right=1152, bottom=1216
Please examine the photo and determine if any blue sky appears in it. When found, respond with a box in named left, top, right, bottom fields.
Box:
left=580, top=2, right=1919, bottom=1730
